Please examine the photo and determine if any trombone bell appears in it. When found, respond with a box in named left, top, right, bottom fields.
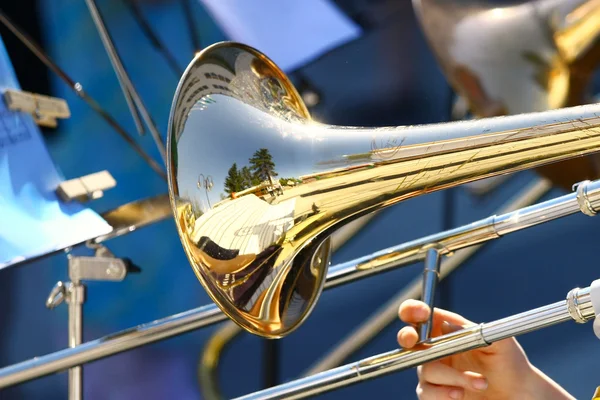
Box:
left=168, top=41, right=600, bottom=338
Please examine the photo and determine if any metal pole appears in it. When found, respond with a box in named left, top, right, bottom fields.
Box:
left=418, top=248, right=441, bottom=341
left=180, top=0, right=201, bottom=54
left=123, top=0, right=183, bottom=77
left=83, top=0, right=167, bottom=163
left=67, top=283, right=85, bottom=400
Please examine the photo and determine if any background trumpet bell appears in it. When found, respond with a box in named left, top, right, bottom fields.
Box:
left=168, top=41, right=600, bottom=339
left=413, top=0, right=600, bottom=189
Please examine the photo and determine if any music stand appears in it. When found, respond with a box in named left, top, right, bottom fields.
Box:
left=0, top=33, right=171, bottom=400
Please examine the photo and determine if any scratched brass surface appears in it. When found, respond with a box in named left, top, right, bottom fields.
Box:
left=167, top=42, right=600, bottom=338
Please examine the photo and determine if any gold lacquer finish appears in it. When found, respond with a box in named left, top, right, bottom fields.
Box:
left=413, top=0, right=600, bottom=190
left=167, top=41, right=600, bottom=338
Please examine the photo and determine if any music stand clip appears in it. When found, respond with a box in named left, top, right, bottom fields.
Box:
left=56, top=171, right=116, bottom=203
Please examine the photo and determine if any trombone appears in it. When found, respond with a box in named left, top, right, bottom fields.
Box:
left=3, top=0, right=600, bottom=397
left=5, top=5, right=600, bottom=394
left=165, top=39, right=600, bottom=398
left=6, top=38, right=600, bottom=391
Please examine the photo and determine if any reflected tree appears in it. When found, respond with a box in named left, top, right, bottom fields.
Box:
left=249, top=148, right=278, bottom=183
left=224, top=149, right=285, bottom=197
left=224, top=163, right=245, bottom=194
left=241, top=166, right=258, bottom=188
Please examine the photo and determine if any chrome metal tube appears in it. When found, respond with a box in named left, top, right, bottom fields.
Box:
left=0, top=179, right=598, bottom=388
left=0, top=304, right=225, bottom=388
left=233, top=286, right=597, bottom=400
left=67, top=283, right=84, bottom=400
left=85, top=0, right=144, bottom=137
left=418, top=248, right=441, bottom=341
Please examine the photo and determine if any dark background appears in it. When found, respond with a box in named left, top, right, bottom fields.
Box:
left=1, top=1, right=599, bottom=399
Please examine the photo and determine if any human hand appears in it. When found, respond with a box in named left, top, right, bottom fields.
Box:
left=397, top=299, right=575, bottom=400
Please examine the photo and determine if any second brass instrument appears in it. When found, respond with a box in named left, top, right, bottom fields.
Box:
left=168, top=41, right=600, bottom=338
left=414, top=0, right=600, bottom=189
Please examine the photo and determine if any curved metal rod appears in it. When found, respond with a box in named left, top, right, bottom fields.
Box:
left=0, top=178, right=599, bottom=388
left=198, top=320, right=242, bottom=400
left=0, top=8, right=167, bottom=181
left=303, top=176, right=553, bottom=376
left=233, top=281, right=600, bottom=400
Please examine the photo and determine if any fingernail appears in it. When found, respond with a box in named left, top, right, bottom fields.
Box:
left=449, top=389, right=462, bottom=399
left=398, top=330, right=406, bottom=343
left=472, top=378, right=488, bottom=390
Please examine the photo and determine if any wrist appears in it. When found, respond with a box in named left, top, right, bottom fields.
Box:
left=522, top=364, right=575, bottom=400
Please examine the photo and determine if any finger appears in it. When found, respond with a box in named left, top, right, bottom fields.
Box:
left=397, top=321, right=469, bottom=350
left=419, top=361, right=488, bottom=392
left=440, top=321, right=464, bottom=335
left=399, top=301, right=474, bottom=329
left=430, top=307, right=473, bottom=329
left=397, top=326, right=419, bottom=348
left=398, top=299, right=430, bottom=324
left=416, top=381, right=464, bottom=400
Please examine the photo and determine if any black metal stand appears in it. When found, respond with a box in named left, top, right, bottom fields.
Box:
left=263, top=340, right=279, bottom=388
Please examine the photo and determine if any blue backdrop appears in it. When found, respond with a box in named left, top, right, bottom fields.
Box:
left=1, top=1, right=599, bottom=399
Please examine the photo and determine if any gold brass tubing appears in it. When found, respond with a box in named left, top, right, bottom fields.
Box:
left=198, top=321, right=243, bottom=400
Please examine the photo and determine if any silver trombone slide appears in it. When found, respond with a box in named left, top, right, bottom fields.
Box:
left=0, top=178, right=599, bottom=389
left=233, top=280, right=600, bottom=400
